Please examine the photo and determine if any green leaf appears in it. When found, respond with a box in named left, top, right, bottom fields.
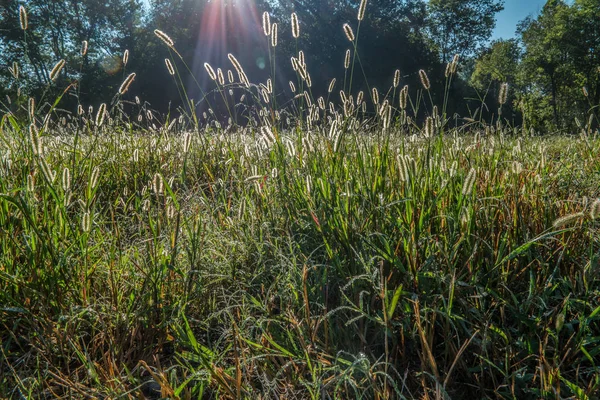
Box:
left=560, top=375, right=589, bottom=400
left=386, top=284, right=403, bottom=320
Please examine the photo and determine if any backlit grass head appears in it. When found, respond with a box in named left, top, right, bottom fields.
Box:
left=291, top=13, right=300, bottom=38
left=19, top=6, right=28, bottom=30
left=49, top=59, right=65, bottom=81
left=343, top=23, right=355, bottom=41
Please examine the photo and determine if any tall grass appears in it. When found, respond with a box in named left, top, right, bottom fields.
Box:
left=1, top=3, right=600, bottom=399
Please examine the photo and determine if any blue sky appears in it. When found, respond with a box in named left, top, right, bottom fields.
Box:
left=492, top=0, right=548, bottom=39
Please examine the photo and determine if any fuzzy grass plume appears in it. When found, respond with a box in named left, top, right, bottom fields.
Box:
left=358, top=0, right=368, bottom=21
left=49, top=59, right=65, bottom=81
left=165, top=58, right=175, bottom=75
left=291, top=13, right=300, bottom=38
left=499, top=82, right=509, bottom=105
left=419, top=69, right=430, bottom=90
left=154, top=29, right=175, bottom=48
left=95, top=103, right=107, bottom=127
left=119, top=73, right=136, bottom=94
left=343, top=23, right=355, bottom=41
left=19, top=6, right=28, bottom=30
left=262, top=11, right=271, bottom=36
left=204, top=63, right=216, bottom=80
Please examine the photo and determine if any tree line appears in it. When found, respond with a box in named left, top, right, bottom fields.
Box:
left=0, top=0, right=598, bottom=132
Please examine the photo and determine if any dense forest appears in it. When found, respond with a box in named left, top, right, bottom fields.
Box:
left=0, top=0, right=599, bottom=132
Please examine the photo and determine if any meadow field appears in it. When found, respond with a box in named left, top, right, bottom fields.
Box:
left=2, top=115, right=600, bottom=398
left=2, top=2, right=600, bottom=399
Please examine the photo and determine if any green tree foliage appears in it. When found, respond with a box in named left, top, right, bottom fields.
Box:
left=273, top=0, right=439, bottom=99
left=0, top=0, right=508, bottom=123
left=427, top=0, right=504, bottom=62
left=0, top=0, right=144, bottom=110
left=469, top=39, right=521, bottom=122
left=135, top=0, right=274, bottom=114
left=470, top=39, right=521, bottom=90
left=517, top=0, right=600, bottom=131
left=518, top=0, right=572, bottom=129
left=468, top=0, right=600, bottom=132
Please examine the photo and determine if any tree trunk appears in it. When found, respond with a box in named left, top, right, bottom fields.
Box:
left=549, top=72, right=560, bottom=129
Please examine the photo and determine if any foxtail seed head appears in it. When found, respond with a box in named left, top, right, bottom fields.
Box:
left=418, top=69, right=430, bottom=90
left=165, top=58, right=175, bottom=75
left=239, top=71, right=250, bottom=87
left=49, top=59, right=66, bottom=81
left=451, top=54, right=459, bottom=73
left=297, top=62, right=307, bottom=80
left=291, top=13, right=300, bottom=38
left=499, top=83, right=509, bottom=105
left=183, top=132, right=192, bottom=153
left=462, top=168, right=477, bottom=196
left=343, top=23, right=355, bottom=41
left=356, top=90, right=364, bottom=105
left=372, top=87, right=379, bottom=105
left=28, top=98, right=35, bottom=119
left=393, top=69, right=400, bottom=88
left=261, top=126, right=276, bottom=144
left=261, top=88, right=269, bottom=103
left=344, top=49, right=351, bottom=69
left=553, top=212, right=584, bottom=228
left=204, top=63, right=216, bottom=80
left=217, top=68, right=225, bottom=85
left=29, top=124, right=41, bottom=156
left=62, top=167, right=71, bottom=192
left=399, top=85, right=408, bottom=109
left=81, top=40, right=88, bottom=56
left=262, top=12, right=271, bottom=36
left=271, top=23, right=278, bottom=47
left=358, top=0, right=368, bottom=21
left=590, top=199, right=600, bottom=220
left=90, top=167, right=100, bottom=190
left=96, top=103, right=107, bottom=127
left=154, top=29, right=174, bottom=48
left=382, top=104, right=392, bottom=130
left=340, top=90, right=347, bottom=104
left=424, top=116, right=434, bottom=138
left=328, top=78, right=336, bottom=93
left=119, top=73, right=136, bottom=94
left=152, top=173, right=164, bottom=195
left=10, top=62, right=19, bottom=79
left=123, top=49, right=129, bottom=65
left=27, top=174, right=35, bottom=192
left=19, top=6, right=28, bottom=30
left=318, top=96, right=325, bottom=110
left=82, top=211, right=91, bottom=232
left=228, top=53, right=244, bottom=77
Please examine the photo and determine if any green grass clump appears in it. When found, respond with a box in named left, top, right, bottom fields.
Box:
left=1, top=120, right=600, bottom=398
